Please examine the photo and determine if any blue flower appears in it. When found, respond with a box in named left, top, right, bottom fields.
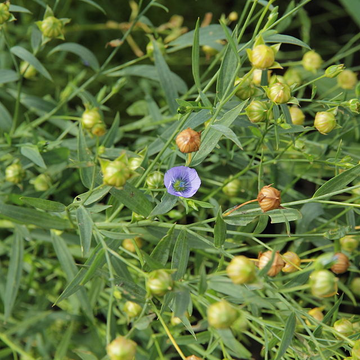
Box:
left=164, top=166, right=201, bottom=198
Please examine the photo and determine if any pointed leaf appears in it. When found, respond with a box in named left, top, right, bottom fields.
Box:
left=21, top=197, right=66, bottom=212
left=76, top=205, right=93, bottom=256
left=274, top=312, right=296, bottom=360
left=77, top=126, right=94, bottom=189
left=214, top=208, right=226, bottom=248
left=150, top=192, right=178, bottom=216
left=0, top=69, right=19, bottom=85
left=192, top=18, right=201, bottom=90
left=211, top=124, right=243, bottom=149
left=20, top=144, right=46, bottom=168
left=171, top=229, right=189, bottom=281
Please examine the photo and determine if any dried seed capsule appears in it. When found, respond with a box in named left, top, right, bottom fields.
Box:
left=333, top=318, right=353, bottom=338
left=337, top=69, right=358, bottom=89
left=340, top=235, right=359, bottom=252
left=331, top=252, right=350, bottom=274
left=314, top=111, right=337, bottom=135
left=185, top=356, right=204, bottom=360
left=123, top=301, right=142, bottom=318
left=302, top=51, right=323, bottom=72
left=282, top=251, right=301, bottom=273
left=289, top=106, right=305, bottom=125
left=258, top=251, right=285, bottom=276
left=309, top=270, right=338, bottom=298
left=207, top=300, right=238, bottom=329
left=106, top=336, right=137, bottom=360
left=146, top=269, right=173, bottom=297
left=245, top=100, right=271, bottom=123
left=248, top=44, right=276, bottom=69
left=226, top=255, right=257, bottom=284
left=176, top=128, right=201, bottom=153
left=267, top=82, right=291, bottom=104
left=257, top=185, right=282, bottom=212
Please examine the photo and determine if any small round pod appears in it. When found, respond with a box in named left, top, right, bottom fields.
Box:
left=91, top=122, right=107, bottom=137
left=245, top=100, right=271, bottom=123
left=284, top=67, right=302, bottom=86
left=81, top=108, right=102, bottom=130
left=122, top=237, right=143, bottom=253
left=282, top=251, right=301, bottom=273
left=258, top=251, right=285, bottom=277
left=309, top=270, right=338, bottom=298
left=289, top=106, right=305, bottom=125
left=267, top=82, right=291, bottom=104
left=185, top=356, right=204, bottom=360
left=235, top=77, right=256, bottom=100
left=5, top=163, right=25, bottom=184
left=222, top=178, right=242, bottom=197
left=248, top=44, right=276, bottom=69
left=314, top=111, right=337, bottom=135
left=226, top=255, right=257, bottom=284
left=207, top=300, right=238, bottom=329
left=39, top=16, right=65, bottom=38
left=123, top=301, right=142, bottom=318
left=333, top=318, right=353, bottom=338
left=337, top=69, right=358, bottom=90
left=330, top=252, right=350, bottom=274
left=146, top=171, right=164, bottom=189
left=176, top=128, right=201, bottom=153
left=340, top=235, right=359, bottom=252
left=100, top=156, right=132, bottom=188
left=302, top=51, right=323, bottom=72
left=106, top=336, right=137, bottom=360
left=257, top=185, right=282, bottom=212
left=306, top=307, right=324, bottom=325
left=146, top=269, right=173, bottom=297
left=0, top=2, right=11, bottom=24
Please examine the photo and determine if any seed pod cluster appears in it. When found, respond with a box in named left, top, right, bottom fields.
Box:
left=176, top=128, right=201, bottom=153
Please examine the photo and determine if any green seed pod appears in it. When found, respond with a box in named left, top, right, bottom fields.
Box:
left=340, top=235, right=359, bottom=252
left=347, top=98, right=360, bottom=114
left=106, top=336, right=137, bottom=360
left=282, top=251, right=301, bottom=273
left=350, top=278, right=360, bottom=298
left=235, top=77, right=256, bottom=100
left=248, top=44, right=275, bottom=69
left=100, top=154, right=131, bottom=188
left=145, top=171, right=164, bottom=189
left=226, top=256, right=257, bottom=284
left=123, top=301, right=142, bottom=318
left=31, top=173, right=52, bottom=191
left=122, top=237, right=143, bottom=253
left=20, top=61, right=37, bottom=79
left=306, top=307, right=324, bottom=325
left=325, top=64, right=344, bottom=78
left=128, top=156, right=143, bottom=171
left=40, top=16, right=64, bottom=38
left=353, top=340, right=360, bottom=360
left=222, top=178, right=241, bottom=197
left=245, top=100, right=271, bottom=123
left=91, top=122, right=107, bottom=137
left=284, top=67, right=302, bottom=86
left=268, top=82, right=291, bottom=104
left=333, top=318, right=353, bottom=338
left=81, top=108, right=102, bottom=130
left=0, top=2, right=11, bottom=24
left=231, top=310, right=249, bottom=335
left=146, top=269, right=173, bottom=297
left=302, top=51, right=323, bottom=72
left=309, top=270, right=338, bottom=298
left=314, top=111, right=337, bottom=135
left=5, top=163, right=25, bottom=184
left=252, top=69, right=271, bottom=86
left=289, top=106, right=305, bottom=125
left=207, top=300, right=238, bottom=329
left=337, top=69, right=358, bottom=89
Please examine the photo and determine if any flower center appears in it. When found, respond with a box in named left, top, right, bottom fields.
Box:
left=173, top=178, right=187, bottom=192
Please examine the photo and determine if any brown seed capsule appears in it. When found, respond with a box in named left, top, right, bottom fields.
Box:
left=282, top=251, right=301, bottom=273
left=258, top=250, right=285, bottom=276
left=186, top=356, right=204, bottom=360
left=307, top=307, right=324, bottom=322
left=257, top=185, right=282, bottom=212
left=331, top=252, right=350, bottom=274
left=175, top=127, right=201, bottom=153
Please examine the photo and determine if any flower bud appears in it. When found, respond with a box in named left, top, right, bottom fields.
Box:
left=20, top=61, right=37, bottom=79
left=258, top=251, right=285, bottom=276
left=314, top=111, right=336, bottom=135
left=222, top=178, right=242, bottom=197
left=231, top=310, right=248, bottom=334
left=31, top=173, right=52, bottom=191
left=106, top=336, right=137, bottom=360
left=330, top=252, right=350, bottom=274
left=248, top=44, right=275, bottom=69
left=340, top=235, right=359, bottom=252
left=146, top=269, right=173, bottom=297
left=176, top=128, right=201, bottom=153
left=235, top=77, right=255, bottom=100
left=100, top=154, right=132, bottom=188
left=337, top=69, right=358, bottom=89
left=350, top=278, right=360, bottom=298
left=226, top=256, right=257, bottom=284
left=185, top=356, right=203, bottom=360
left=5, top=163, right=25, bottom=184
left=252, top=69, right=271, bottom=86
left=302, top=51, right=323, bottom=72
left=282, top=251, right=301, bottom=273
left=122, top=237, right=143, bottom=253
left=347, top=98, right=360, bottom=114
left=39, top=16, right=64, bottom=38
left=146, top=39, right=166, bottom=60
left=309, top=270, right=338, bottom=298
left=284, top=67, right=302, bottom=86
left=267, top=82, right=291, bottom=104
left=325, top=64, right=344, bottom=78
left=91, top=122, right=107, bottom=137
left=245, top=100, right=271, bottom=123
left=81, top=108, right=102, bottom=130
left=146, top=171, right=164, bottom=189
left=352, top=339, right=360, bottom=360
left=128, top=156, right=143, bottom=171
left=207, top=300, right=238, bottom=329
left=0, top=2, right=11, bottom=24
left=257, top=185, right=282, bottom=212
left=289, top=106, right=305, bottom=125
left=123, top=301, right=142, bottom=318
left=333, top=318, right=353, bottom=338
left=307, top=307, right=324, bottom=325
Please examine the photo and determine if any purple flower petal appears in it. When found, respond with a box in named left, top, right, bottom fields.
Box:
left=164, top=166, right=201, bottom=198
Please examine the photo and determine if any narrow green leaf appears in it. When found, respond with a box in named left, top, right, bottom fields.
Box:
left=0, top=203, right=70, bottom=230
left=54, top=322, right=74, bottom=360
left=76, top=205, right=93, bottom=256
left=150, top=192, right=178, bottom=216
left=153, top=39, right=179, bottom=114
left=173, top=288, right=190, bottom=317
left=102, top=113, right=120, bottom=148
left=313, top=164, right=360, bottom=198
left=9, top=4, right=32, bottom=13
left=75, top=185, right=111, bottom=206
left=80, top=0, right=106, bottom=14
left=20, top=144, right=46, bottom=168
left=198, top=262, right=207, bottom=295
left=4, top=228, right=23, bottom=321
left=192, top=18, right=201, bottom=90
left=338, top=0, right=360, bottom=26
left=48, top=42, right=100, bottom=71
left=0, top=69, right=19, bottom=85
left=11, top=46, right=52, bottom=81
left=171, top=229, right=189, bottom=281
left=148, top=224, right=175, bottom=268
left=72, top=349, right=98, bottom=360
left=0, top=102, right=12, bottom=131
left=280, top=103, right=292, bottom=124
left=211, top=124, right=243, bottom=149
left=264, top=33, right=311, bottom=49
left=214, top=208, right=226, bottom=248
left=20, top=197, right=66, bottom=212
left=110, top=182, right=153, bottom=217
left=217, top=329, right=252, bottom=358
left=77, top=126, right=94, bottom=189
left=274, top=312, right=296, bottom=360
